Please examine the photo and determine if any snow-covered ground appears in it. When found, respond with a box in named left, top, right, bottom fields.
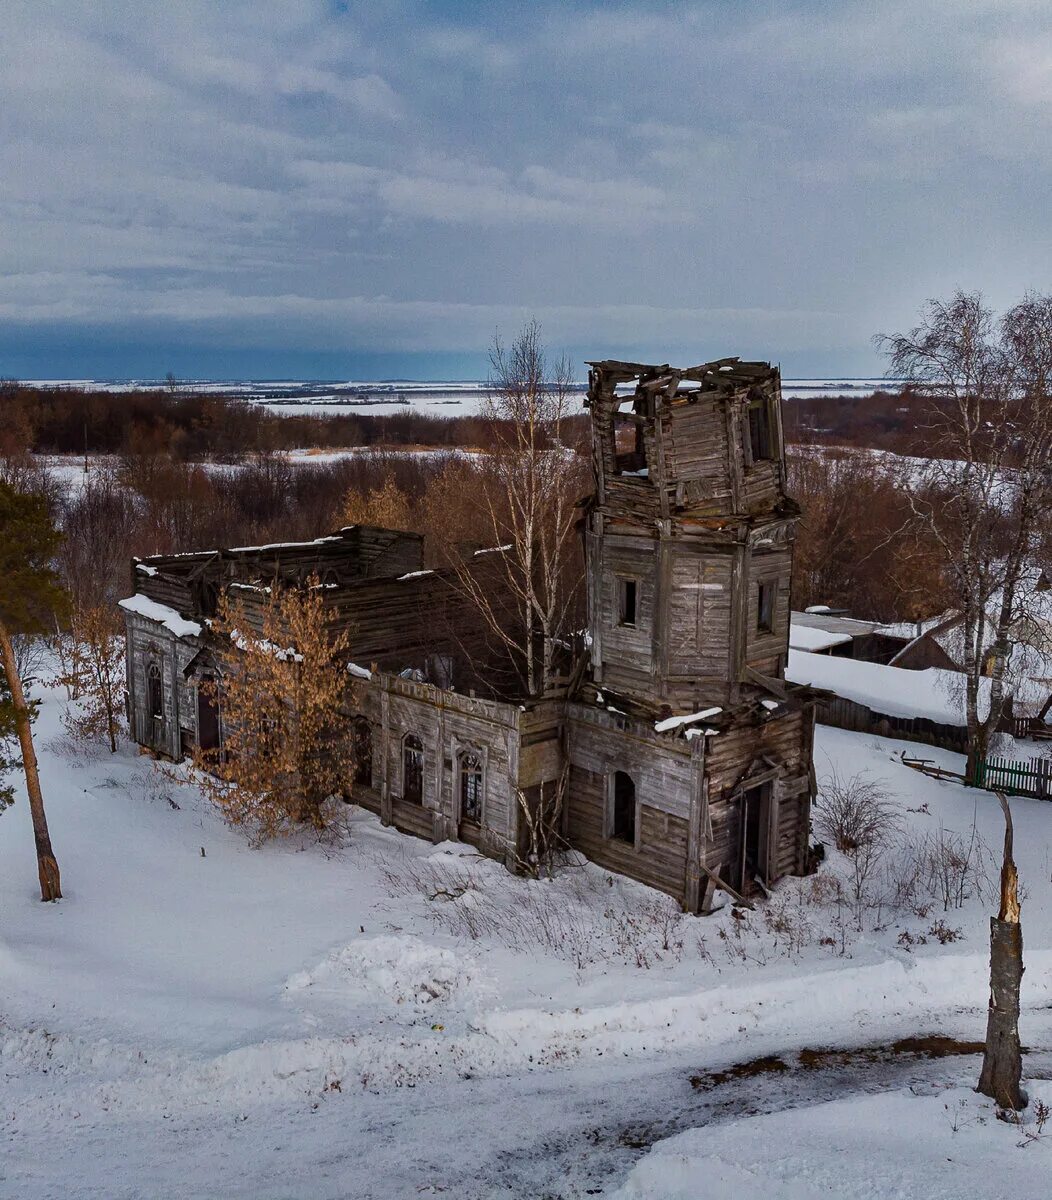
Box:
left=2, top=678, right=1050, bottom=1198
left=36, top=447, right=473, bottom=497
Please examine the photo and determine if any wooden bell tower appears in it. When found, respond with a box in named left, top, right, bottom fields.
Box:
left=583, top=358, right=800, bottom=712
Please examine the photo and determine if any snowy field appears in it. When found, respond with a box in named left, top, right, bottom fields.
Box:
left=22, top=378, right=900, bottom=419
left=2, top=676, right=1051, bottom=1198
left=36, top=447, right=472, bottom=497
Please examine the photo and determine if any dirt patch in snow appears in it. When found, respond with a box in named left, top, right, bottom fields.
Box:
left=692, top=1034, right=990, bottom=1091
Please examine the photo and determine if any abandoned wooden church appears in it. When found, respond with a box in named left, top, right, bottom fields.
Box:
left=121, top=358, right=818, bottom=911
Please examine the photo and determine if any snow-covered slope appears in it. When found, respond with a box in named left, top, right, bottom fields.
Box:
left=3, top=677, right=1050, bottom=1197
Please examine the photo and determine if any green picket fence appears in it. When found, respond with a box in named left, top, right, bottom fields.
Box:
left=971, top=755, right=1052, bottom=799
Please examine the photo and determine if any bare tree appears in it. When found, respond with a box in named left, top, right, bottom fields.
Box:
left=185, top=577, right=358, bottom=842
left=447, top=321, right=587, bottom=698
left=54, top=604, right=126, bottom=753
left=977, top=792, right=1026, bottom=1110
left=878, top=292, right=1052, bottom=778
left=515, top=763, right=569, bottom=879
left=814, top=770, right=900, bottom=930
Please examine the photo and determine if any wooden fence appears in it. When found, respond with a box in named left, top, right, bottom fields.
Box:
left=813, top=695, right=969, bottom=754
left=971, top=755, right=1052, bottom=800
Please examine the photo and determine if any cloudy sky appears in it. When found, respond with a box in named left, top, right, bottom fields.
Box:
left=2, top=1, right=1050, bottom=379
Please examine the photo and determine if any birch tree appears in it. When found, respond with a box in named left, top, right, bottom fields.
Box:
left=878, top=291, right=1052, bottom=778
left=449, top=321, right=587, bottom=698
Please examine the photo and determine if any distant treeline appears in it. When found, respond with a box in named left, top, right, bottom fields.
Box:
left=782, top=387, right=936, bottom=455
left=0, top=382, right=590, bottom=457
left=2, top=379, right=973, bottom=461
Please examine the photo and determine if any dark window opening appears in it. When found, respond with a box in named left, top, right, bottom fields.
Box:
left=353, top=716, right=373, bottom=786
left=460, top=752, right=483, bottom=824
left=748, top=396, right=775, bottom=462
left=199, top=582, right=220, bottom=618
left=403, top=734, right=424, bottom=804
left=611, top=770, right=636, bottom=844
left=618, top=578, right=638, bottom=627
left=197, top=678, right=220, bottom=751
left=757, top=580, right=776, bottom=634
left=147, top=661, right=163, bottom=720
left=613, top=413, right=647, bottom=475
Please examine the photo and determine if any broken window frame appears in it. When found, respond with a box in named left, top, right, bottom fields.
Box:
left=747, top=394, right=776, bottom=464
left=612, top=408, right=648, bottom=476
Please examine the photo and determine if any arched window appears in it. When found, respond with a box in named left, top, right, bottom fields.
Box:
left=402, top=734, right=424, bottom=805
left=147, top=661, right=163, bottom=720
left=353, top=716, right=372, bottom=786
left=611, top=770, right=636, bottom=844
left=459, top=751, right=483, bottom=824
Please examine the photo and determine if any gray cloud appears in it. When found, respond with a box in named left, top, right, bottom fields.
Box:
left=2, top=0, right=1050, bottom=376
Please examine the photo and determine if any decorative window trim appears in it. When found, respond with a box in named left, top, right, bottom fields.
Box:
left=146, top=659, right=164, bottom=720
left=401, top=732, right=425, bottom=805
left=453, top=741, right=487, bottom=827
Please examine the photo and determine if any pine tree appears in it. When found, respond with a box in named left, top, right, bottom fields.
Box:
left=1, top=673, right=18, bottom=814
left=0, top=481, right=68, bottom=900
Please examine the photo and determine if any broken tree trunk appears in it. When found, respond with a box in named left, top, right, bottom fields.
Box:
left=976, top=791, right=1025, bottom=1110
left=0, top=620, right=62, bottom=901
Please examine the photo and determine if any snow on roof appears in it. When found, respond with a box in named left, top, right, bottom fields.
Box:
left=786, top=649, right=977, bottom=725
left=118, top=594, right=202, bottom=639
left=875, top=611, right=955, bottom=641
left=790, top=610, right=879, bottom=637
left=654, top=707, right=722, bottom=733
left=226, top=535, right=344, bottom=553
left=789, top=624, right=852, bottom=653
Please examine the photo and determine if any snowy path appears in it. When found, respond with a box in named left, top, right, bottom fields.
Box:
left=7, top=1014, right=1051, bottom=1199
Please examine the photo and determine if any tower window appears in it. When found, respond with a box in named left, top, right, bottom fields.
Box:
left=757, top=580, right=776, bottom=634
left=617, top=578, right=638, bottom=627
left=748, top=395, right=775, bottom=462
left=613, top=414, right=647, bottom=475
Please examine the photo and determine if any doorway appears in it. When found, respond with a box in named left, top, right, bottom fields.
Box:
left=737, top=783, right=770, bottom=892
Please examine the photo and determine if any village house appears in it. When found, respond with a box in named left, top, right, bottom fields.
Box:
left=121, top=357, right=819, bottom=912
